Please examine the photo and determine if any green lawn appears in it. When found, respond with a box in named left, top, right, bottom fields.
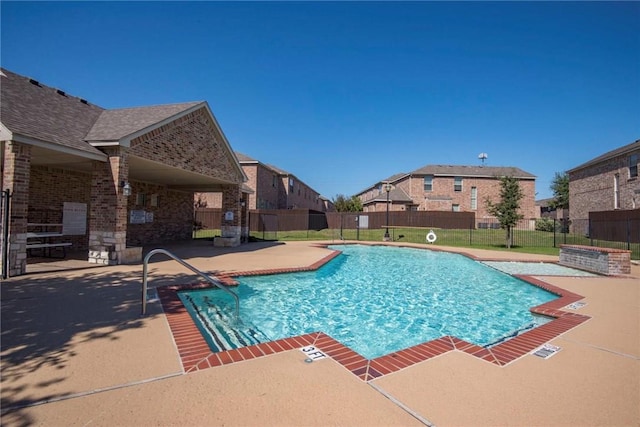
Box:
left=194, top=227, right=638, bottom=259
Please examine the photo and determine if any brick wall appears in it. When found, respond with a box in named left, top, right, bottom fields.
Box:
left=2, top=141, right=31, bottom=276
left=129, top=107, right=242, bottom=183
left=559, top=244, right=631, bottom=275
left=569, top=146, right=640, bottom=221
left=282, top=175, right=322, bottom=210
left=359, top=174, right=537, bottom=221
left=126, top=183, right=193, bottom=246
left=255, top=164, right=281, bottom=209
left=29, top=166, right=92, bottom=250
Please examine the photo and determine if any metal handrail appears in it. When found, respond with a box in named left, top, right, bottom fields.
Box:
left=141, top=248, right=239, bottom=318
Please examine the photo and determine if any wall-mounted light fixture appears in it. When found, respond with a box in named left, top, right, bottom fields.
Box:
left=121, top=181, right=131, bottom=197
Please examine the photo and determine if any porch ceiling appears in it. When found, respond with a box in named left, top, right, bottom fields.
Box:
left=30, top=146, right=235, bottom=192
left=128, top=155, right=233, bottom=191
left=30, top=145, right=95, bottom=172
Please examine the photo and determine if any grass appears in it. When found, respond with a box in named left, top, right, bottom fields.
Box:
left=194, top=227, right=638, bottom=259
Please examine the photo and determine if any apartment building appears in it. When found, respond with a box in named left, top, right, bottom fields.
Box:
left=356, top=164, right=537, bottom=222
left=197, top=153, right=332, bottom=212
left=567, top=139, right=640, bottom=221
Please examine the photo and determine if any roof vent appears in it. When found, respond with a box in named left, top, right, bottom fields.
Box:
left=56, top=89, right=67, bottom=97
left=28, top=78, right=41, bottom=87
left=80, top=98, right=88, bottom=105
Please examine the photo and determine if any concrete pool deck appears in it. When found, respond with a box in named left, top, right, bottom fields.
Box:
left=1, top=240, right=638, bottom=426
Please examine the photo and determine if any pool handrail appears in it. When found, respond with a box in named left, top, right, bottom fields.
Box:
left=141, top=248, right=239, bottom=318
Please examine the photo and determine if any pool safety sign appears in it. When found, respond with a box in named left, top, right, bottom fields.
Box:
left=301, top=346, right=327, bottom=361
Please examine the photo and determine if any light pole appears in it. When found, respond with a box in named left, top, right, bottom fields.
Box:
left=383, top=182, right=392, bottom=241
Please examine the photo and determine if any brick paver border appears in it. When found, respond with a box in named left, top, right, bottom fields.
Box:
left=158, top=245, right=591, bottom=380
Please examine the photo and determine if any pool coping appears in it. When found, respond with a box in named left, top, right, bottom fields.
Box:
left=157, top=244, right=593, bottom=381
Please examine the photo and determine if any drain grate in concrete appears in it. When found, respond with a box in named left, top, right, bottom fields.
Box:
left=565, top=301, right=586, bottom=310
left=532, top=344, right=561, bottom=359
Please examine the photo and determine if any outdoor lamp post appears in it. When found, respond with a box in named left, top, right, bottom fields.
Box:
left=383, top=182, right=392, bottom=241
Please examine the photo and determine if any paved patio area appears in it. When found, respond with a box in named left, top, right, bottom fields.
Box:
left=1, top=240, right=638, bottom=426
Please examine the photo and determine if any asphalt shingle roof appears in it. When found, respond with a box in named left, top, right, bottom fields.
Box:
left=234, top=152, right=258, bottom=163
left=363, top=186, right=413, bottom=204
left=567, top=139, right=640, bottom=173
left=85, top=102, right=204, bottom=142
left=410, top=164, right=536, bottom=179
left=0, top=68, right=106, bottom=157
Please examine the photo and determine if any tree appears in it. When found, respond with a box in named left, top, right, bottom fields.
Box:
left=549, top=172, right=569, bottom=210
left=485, top=176, right=524, bottom=249
left=194, top=192, right=208, bottom=209
left=332, top=194, right=363, bottom=212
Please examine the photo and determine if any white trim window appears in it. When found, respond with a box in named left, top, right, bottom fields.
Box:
left=454, top=176, right=463, bottom=192
left=614, top=173, right=620, bottom=209
left=629, top=153, right=638, bottom=178
left=424, top=175, right=433, bottom=192
left=471, top=186, right=477, bottom=210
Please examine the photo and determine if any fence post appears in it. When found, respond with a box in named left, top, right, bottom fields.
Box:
left=589, top=218, right=593, bottom=246
left=553, top=219, right=557, bottom=248
left=627, top=218, right=631, bottom=251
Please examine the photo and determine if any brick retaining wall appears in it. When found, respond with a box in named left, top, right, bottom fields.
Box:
left=559, top=244, right=631, bottom=276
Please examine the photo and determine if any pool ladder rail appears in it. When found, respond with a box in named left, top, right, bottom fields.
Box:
left=141, top=248, right=240, bottom=319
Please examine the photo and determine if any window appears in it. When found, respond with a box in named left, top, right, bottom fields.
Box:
left=452, top=204, right=460, bottom=212
left=289, top=178, right=294, bottom=192
left=614, top=174, right=620, bottom=209
left=454, top=177, right=463, bottom=192
left=424, top=175, right=433, bottom=192
left=471, top=187, right=477, bottom=210
left=630, top=154, right=639, bottom=178
left=272, top=175, right=277, bottom=187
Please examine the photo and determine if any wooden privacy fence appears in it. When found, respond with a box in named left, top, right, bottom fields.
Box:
left=244, top=209, right=475, bottom=232
left=194, top=208, right=222, bottom=230
left=589, top=209, right=640, bottom=244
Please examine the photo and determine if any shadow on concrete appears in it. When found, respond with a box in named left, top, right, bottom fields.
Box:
left=24, top=239, right=285, bottom=276
left=0, top=266, right=205, bottom=424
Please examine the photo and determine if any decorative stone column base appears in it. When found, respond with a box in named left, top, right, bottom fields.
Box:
left=89, top=246, right=117, bottom=265
left=214, top=225, right=241, bottom=247
left=88, top=230, right=142, bottom=265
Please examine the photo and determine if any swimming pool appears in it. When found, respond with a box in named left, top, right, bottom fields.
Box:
left=179, top=244, right=559, bottom=359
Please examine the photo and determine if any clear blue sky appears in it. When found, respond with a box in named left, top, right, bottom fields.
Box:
left=2, top=1, right=639, bottom=200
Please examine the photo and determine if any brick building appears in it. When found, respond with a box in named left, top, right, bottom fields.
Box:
left=567, top=139, right=640, bottom=222
left=196, top=152, right=333, bottom=212
left=355, top=164, right=537, bottom=225
left=1, top=68, right=247, bottom=277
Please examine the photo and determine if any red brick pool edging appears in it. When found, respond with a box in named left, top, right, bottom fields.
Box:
left=157, top=248, right=591, bottom=381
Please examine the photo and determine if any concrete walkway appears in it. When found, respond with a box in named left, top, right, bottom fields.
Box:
left=1, top=240, right=638, bottom=426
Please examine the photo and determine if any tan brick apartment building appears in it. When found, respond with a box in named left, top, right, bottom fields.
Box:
left=197, top=152, right=333, bottom=212
left=356, top=165, right=537, bottom=225
left=1, top=68, right=247, bottom=277
left=567, top=139, right=640, bottom=222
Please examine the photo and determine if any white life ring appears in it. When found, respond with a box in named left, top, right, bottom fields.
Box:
left=426, top=230, right=437, bottom=244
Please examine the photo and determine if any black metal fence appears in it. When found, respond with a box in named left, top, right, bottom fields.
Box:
left=194, top=208, right=640, bottom=259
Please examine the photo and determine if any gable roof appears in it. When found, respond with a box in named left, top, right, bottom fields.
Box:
left=85, top=101, right=203, bottom=144
left=0, top=68, right=106, bottom=160
left=235, top=152, right=259, bottom=163
left=267, top=164, right=291, bottom=176
left=567, top=139, right=640, bottom=173
left=362, top=186, right=413, bottom=205
left=410, top=164, right=536, bottom=179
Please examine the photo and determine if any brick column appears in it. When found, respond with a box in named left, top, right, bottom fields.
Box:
left=2, top=141, right=31, bottom=276
left=88, top=147, right=129, bottom=264
left=214, top=185, right=242, bottom=247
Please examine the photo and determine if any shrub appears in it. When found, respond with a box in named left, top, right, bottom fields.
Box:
left=535, top=217, right=555, bottom=232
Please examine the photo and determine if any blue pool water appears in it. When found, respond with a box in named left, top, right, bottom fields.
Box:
left=179, top=245, right=559, bottom=359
